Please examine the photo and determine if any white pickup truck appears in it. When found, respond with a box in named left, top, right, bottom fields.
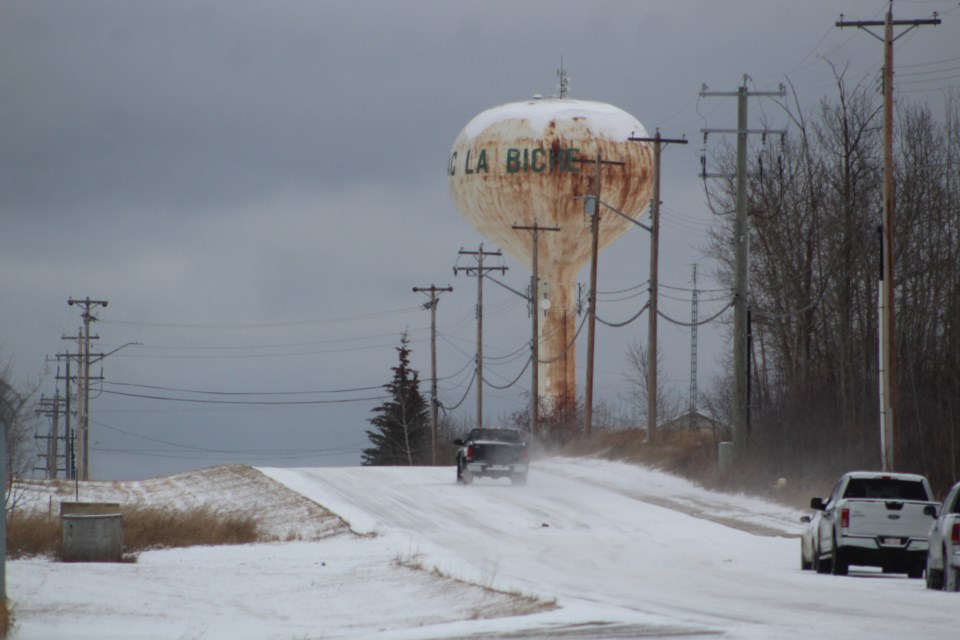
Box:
left=924, top=480, right=960, bottom=591
left=809, top=471, right=938, bottom=577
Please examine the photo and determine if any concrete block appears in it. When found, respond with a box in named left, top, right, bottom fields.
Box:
left=61, top=511, right=123, bottom=562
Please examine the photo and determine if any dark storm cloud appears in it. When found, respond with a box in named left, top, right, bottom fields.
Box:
left=0, top=2, right=469, bottom=215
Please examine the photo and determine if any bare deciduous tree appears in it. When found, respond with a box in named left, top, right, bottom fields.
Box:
left=703, top=70, right=960, bottom=490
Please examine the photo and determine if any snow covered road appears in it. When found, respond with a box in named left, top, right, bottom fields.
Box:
left=265, top=458, right=957, bottom=639
left=9, top=458, right=957, bottom=639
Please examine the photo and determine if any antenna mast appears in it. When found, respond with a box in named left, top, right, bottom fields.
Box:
left=557, top=58, right=569, bottom=98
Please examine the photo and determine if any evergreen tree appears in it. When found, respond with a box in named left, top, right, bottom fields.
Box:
left=362, top=333, right=430, bottom=466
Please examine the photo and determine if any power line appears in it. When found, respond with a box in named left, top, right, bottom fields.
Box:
left=597, top=303, right=650, bottom=329
left=659, top=282, right=728, bottom=294
left=92, top=446, right=365, bottom=462
left=108, top=329, right=429, bottom=352
left=482, top=357, right=533, bottom=391
left=102, top=381, right=386, bottom=396
left=439, top=370, right=477, bottom=412
left=899, top=53, right=960, bottom=69
left=99, top=306, right=420, bottom=330
left=114, top=340, right=418, bottom=360
left=657, top=301, right=734, bottom=327
left=93, top=419, right=365, bottom=456
left=100, top=389, right=387, bottom=405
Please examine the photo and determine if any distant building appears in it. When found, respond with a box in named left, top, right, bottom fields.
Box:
left=657, top=408, right=727, bottom=439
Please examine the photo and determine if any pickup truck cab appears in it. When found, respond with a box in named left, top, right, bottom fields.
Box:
left=454, top=428, right=529, bottom=485
left=924, top=481, right=960, bottom=591
left=810, top=471, right=938, bottom=577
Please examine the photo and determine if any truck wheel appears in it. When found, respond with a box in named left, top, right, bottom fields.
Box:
left=908, top=562, right=924, bottom=579
left=945, top=549, right=958, bottom=592
left=926, top=556, right=943, bottom=590
left=814, top=544, right=830, bottom=574
left=458, top=460, right=472, bottom=485
left=831, top=535, right=849, bottom=576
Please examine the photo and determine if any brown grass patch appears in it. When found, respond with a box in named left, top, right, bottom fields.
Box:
left=6, top=511, right=61, bottom=560
left=122, top=504, right=262, bottom=552
left=393, top=550, right=556, bottom=619
left=0, top=598, right=11, bottom=639
left=7, top=504, right=266, bottom=560
left=557, top=427, right=823, bottom=510
left=557, top=428, right=718, bottom=481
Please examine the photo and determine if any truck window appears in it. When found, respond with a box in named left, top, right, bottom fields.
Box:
left=471, top=429, right=521, bottom=443
left=843, top=478, right=928, bottom=501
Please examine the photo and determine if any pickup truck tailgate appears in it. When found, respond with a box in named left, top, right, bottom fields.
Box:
left=471, top=441, right=525, bottom=465
left=847, top=499, right=932, bottom=539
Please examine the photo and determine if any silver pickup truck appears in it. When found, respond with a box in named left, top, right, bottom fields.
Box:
left=924, top=480, right=960, bottom=591
left=809, top=471, right=939, bottom=577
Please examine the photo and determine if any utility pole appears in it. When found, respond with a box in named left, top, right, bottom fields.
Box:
left=412, top=285, right=453, bottom=465
left=689, top=264, right=699, bottom=413
left=34, top=393, right=63, bottom=478
left=579, top=152, right=625, bottom=437
left=56, top=352, right=75, bottom=480
left=67, top=297, right=107, bottom=480
left=629, top=130, right=687, bottom=442
left=454, top=244, right=507, bottom=429
left=837, top=2, right=939, bottom=471
left=701, top=77, right=784, bottom=462
left=512, top=221, right=560, bottom=437
left=60, top=332, right=82, bottom=481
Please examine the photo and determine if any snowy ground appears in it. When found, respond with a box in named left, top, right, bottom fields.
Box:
left=8, top=458, right=958, bottom=639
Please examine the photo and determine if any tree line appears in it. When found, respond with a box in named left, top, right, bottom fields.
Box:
left=706, top=69, right=960, bottom=492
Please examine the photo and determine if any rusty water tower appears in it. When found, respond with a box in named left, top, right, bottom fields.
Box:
left=448, top=97, right=654, bottom=417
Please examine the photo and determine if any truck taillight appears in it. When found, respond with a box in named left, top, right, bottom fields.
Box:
left=951, top=522, right=960, bottom=545
left=840, top=507, right=850, bottom=529
left=466, top=446, right=474, bottom=462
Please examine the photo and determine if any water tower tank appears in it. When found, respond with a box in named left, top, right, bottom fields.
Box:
left=448, top=98, right=654, bottom=412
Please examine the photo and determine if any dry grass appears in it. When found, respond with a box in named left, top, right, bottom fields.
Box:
left=122, top=504, right=261, bottom=551
left=558, top=428, right=718, bottom=480
left=6, top=511, right=62, bottom=560
left=0, top=599, right=10, bottom=639
left=393, top=550, right=556, bottom=619
left=6, top=504, right=266, bottom=560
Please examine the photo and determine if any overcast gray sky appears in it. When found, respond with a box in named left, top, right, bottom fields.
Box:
left=2, top=1, right=957, bottom=480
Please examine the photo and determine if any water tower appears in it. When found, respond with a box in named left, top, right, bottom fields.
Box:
left=448, top=97, right=654, bottom=417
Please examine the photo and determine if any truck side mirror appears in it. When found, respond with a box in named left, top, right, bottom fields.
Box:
left=453, top=439, right=464, bottom=446
left=924, top=504, right=939, bottom=518
left=810, top=497, right=825, bottom=511
left=800, top=515, right=811, bottom=523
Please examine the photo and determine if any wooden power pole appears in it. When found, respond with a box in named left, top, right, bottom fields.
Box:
left=837, top=1, right=940, bottom=471
left=700, top=78, right=784, bottom=462
left=629, top=130, right=687, bottom=442
left=412, top=285, right=453, bottom=465
left=512, top=222, right=559, bottom=437
left=581, top=152, right=625, bottom=437
left=454, top=244, right=507, bottom=429
left=67, top=297, right=107, bottom=481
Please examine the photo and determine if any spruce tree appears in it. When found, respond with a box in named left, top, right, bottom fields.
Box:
left=362, top=332, right=430, bottom=466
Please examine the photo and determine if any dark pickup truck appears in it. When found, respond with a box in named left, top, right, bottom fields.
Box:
left=454, top=428, right=529, bottom=485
